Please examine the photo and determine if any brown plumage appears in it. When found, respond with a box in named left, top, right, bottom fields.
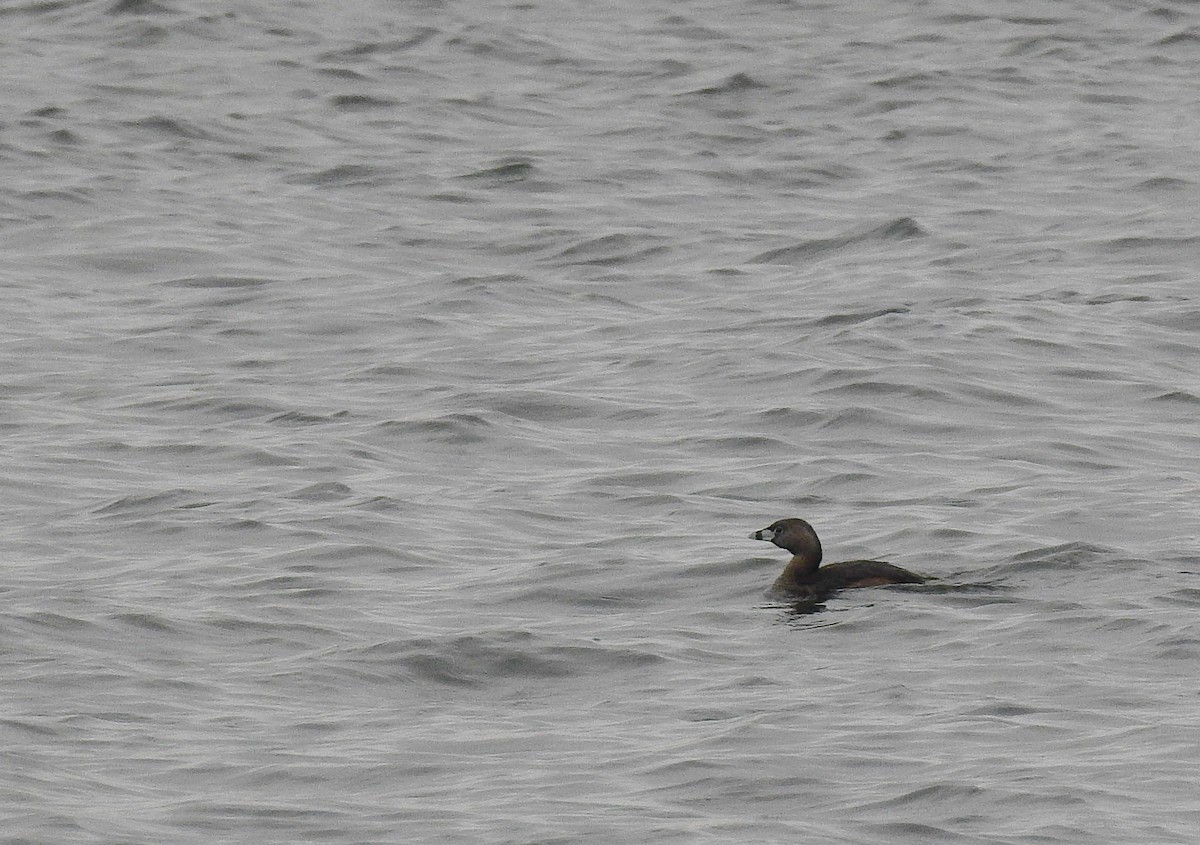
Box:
left=750, top=517, right=924, bottom=598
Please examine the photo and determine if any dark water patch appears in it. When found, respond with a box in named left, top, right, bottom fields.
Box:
left=926, top=526, right=988, bottom=542
left=687, top=72, right=769, bottom=95
left=25, top=105, right=67, bottom=119
left=871, top=98, right=923, bottom=115
left=812, top=378, right=945, bottom=403
left=1004, top=542, right=1119, bottom=571
left=1154, top=635, right=1200, bottom=660
left=49, top=127, right=83, bottom=145
left=285, top=164, right=381, bottom=186
left=427, top=190, right=475, bottom=203
left=870, top=71, right=947, bottom=91
left=1042, top=440, right=1121, bottom=470
left=814, top=406, right=910, bottom=430
left=810, top=470, right=883, bottom=487
left=682, top=707, right=739, bottom=722
left=19, top=187, right=91, bottom=203
left=915, top=156, right=1015, bottom=176
left=349, top=630, right=664, bottom=688
left=861, top=821, right=966, bottom=840
left=115, top=25, right=168, bottom=51
left=1168, top=553, right=1200, bottom=572
left=929, top=13, right=989, bottom=24
left=749, top=217, right=925, bottom=264
left=773, top=163, right=862, bottom=188
left=955, top=382, right=1050, bottom=409
left=962, top=701, right=1046, bottom=718
left=317, top=66, right=370, bottom=81
left=1085, top=292, right=1153, bottom=305
left=354, top=495, right=407, bottom=514
left=123, top=395, right=287, bottom=419
left=203, top=615, right=343, bottom=639
left=551, top=233, right=670, bottom=266
left=613, top=491, right=688, bottom=508
left=1048, top=366, right=1127, bottom=382
left=1150, top=390, right=1200, bottom=405
left=136, top=444, right=210, bottom=460
left=1079, top=92, right=1141, bottom=106
left=316, top=31, right=440, bottom=63
left=109, top=0, right=174, bottom=13
left=231, top=574, right=340, bottom=601
left=1096, top=234, right=1200, bottom=253
left=70, top=246, right=216, bottom=275
left=1147, top=307, right=1200, bottom=330
left=909, top=579, right=1018, bottom=600
left=458, top=158, right=536, bottom=182
left=227, top=447, right=299, bottom=468
left=221, top=518, right=270, bottom=531
left=111, top=611, right=177, bottom=632
left=21, top=611, right=97, bottom=630
left=814, top=306, right=910, bottom=327
left=1157, top=29, right=1200, bottom=47
left=1160, top=587, right=1200, bottom=607
left=442, top=26, right=577, bottom=67
left=329, top=94, right=397, bottom=111
left=94, top=488, right=215, bottom=516
left=852, top=781, right=987, bottom=812
left=579, top=292, right=644, bottom=312
left=591, top=469, right=693, bottom=488
left=447, top=273, right=526, bottom=290
left=375, top=413, right=493, bottom=444
left=766, top=594, right=832, bottom=618
left=286, top=482, right=354, bottom=502
left=768, top=585, right=938, bottom=621
left=160, top=275, right=274, bottom=289
left=1004, top=16, right=1067, bottom=25
left=754, top=407, right=825, bottom=427
left=361, top=363, right=426, bottom=379
left=269, top=409, right=351, bottom=425
left=0, top=718, right=60, bottom=736
left=1134, top=176, right=1191, bottom=191
left=124, top=115, right=219, bottom=140
left=168, top=801, right=345, bottom=834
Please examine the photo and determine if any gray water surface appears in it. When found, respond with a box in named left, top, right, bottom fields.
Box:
left=4, top=1, right=1200, bottom=842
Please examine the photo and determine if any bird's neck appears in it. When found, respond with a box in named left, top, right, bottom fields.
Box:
left=773, top=553, right=820, bottom=590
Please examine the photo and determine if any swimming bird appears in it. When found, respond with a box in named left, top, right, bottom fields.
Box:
left=751, top=517, right=924, bottom=598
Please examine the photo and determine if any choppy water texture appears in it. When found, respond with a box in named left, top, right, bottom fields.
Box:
left=4, top=0, right=1200, bottom=842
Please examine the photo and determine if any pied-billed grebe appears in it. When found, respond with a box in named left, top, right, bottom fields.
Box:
left=751, top=517, right=925, bottom=597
